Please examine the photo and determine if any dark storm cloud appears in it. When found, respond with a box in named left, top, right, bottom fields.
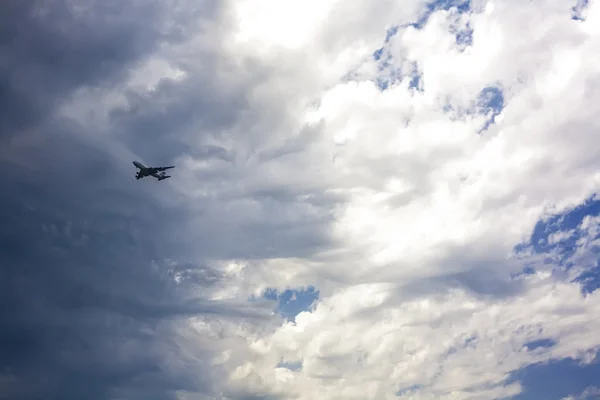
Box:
left=0, top=1, right=267, bottom=399
left=0, top=121, right=242, bottom=400
left=1, top=0, right=165, bottom=138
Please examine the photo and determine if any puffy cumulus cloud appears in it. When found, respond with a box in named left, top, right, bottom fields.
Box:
left=234, top=213, right=600, bottom=399
left=4, top=0, right=600, bottom=400
left=237, top=285, right=590, bottom=399
left=192, top=0, right=600, bottom=399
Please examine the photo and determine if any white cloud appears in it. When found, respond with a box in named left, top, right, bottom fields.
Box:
left=562, top=386, right=600, bottom=400
left=60, top=0, right=600, bottom=398
left=220, top=276, right=600, bottom=399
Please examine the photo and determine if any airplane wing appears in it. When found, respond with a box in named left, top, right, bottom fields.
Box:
left=147, top=165, right=175, bottom=173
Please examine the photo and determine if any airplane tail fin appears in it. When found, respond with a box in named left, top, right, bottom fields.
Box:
left=158, top=175, right=171, bottom=181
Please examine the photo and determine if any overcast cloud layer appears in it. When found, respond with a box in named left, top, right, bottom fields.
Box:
left=2, top=0, right=600, bottom=399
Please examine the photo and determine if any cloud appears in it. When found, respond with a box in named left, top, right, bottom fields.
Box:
left=0, top=119, right=280, bottom=399
left=1, top=0, right=169, bottom=139
left=4, top=0, right=600, bottom=399
left=562, top=386, right=600, bottom=400
left=200, top=0, right=600, bottom=398
left=0, top=1, right=273, bottom=399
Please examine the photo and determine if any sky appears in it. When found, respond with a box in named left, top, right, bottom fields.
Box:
left=1, top=0, right=600, bottom=399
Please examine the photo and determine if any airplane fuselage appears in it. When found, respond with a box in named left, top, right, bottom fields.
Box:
left=133, top=161, right=146, bottom=170
left=133, top=160, right=174, bottom=181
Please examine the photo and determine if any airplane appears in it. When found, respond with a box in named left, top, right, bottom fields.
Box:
left=133, top=160, right=175, bottom=181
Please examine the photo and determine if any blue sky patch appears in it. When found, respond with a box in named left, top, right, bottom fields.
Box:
left=373, top=26, right=398, bottom=62
left=510, top=265, right=537, bottom=280
left=276, top=361, right=302, bottom=371
left=572, top=0, right=589, bottom=21
left=524, top=339, right=556, bottom=351
left=371, top=50, right=422, bottom=92
left=506, top=355, right=600, bottom=400
left=375, top=68, right=404, bottom=91
left=409, top=70, right=423, bottom=91
left=372, top=47, right=385, bottom=62
left=263, top=286, right=319, bottom=322
left=376, top=0, right=473, bottom=41
left=524, top=196, right=600, bottom=255
left=437, top=86, right=504, bottom=129
left=575, top=260, right=600, bottom=294
left=385, top=26, right=399, bottom=43
left=514, top=195, right=600, bottom=293
left=410, top=0, right=471, bottom=29
left=371, top=0, right=473, bottom=92
left=453, top=21, right=473, bottom=50
left=396, top=384, right=423, bottom=396
left=477, top=86, right=504, bottom=132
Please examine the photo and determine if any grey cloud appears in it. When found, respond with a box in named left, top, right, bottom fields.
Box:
left=1, top=0, right=160, bottom=139
left=0, top=127, right=234, bottom=399
left=107, top=56, right=264, bottom=165
left=0, top=1, right=271, bottom=399
left=107, top=64, right=343, bottom=261
left=86, top=3, right=351, bottom=262
left=0, top=0, right=362, bottom=397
